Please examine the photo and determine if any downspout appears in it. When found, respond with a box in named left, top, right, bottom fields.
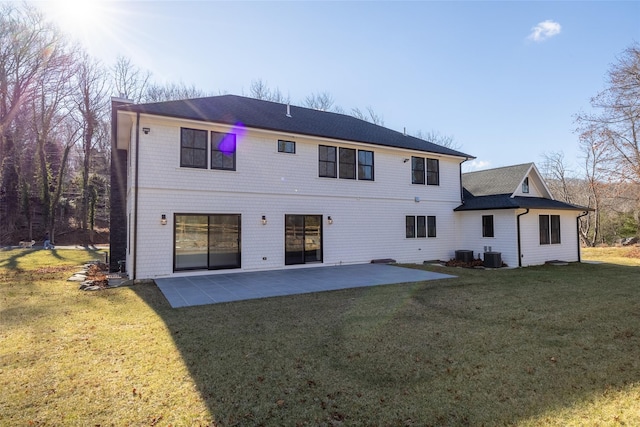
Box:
left=516, top=209, right=530, bottom=267
left=576, top=211, right=589, bottom=262
left=133, top=112, right=140, bottom=280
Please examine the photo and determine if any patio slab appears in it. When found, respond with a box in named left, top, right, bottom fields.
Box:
left=154, top=263, right=455, bottom=308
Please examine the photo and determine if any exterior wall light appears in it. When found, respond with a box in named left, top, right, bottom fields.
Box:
left=327, top=216, right=333, bottom=225
left=161, top=214, right=167, bottom=225
left=142, top=127, right=150, bottom=134
left=261, top=215, right=267, bottom=225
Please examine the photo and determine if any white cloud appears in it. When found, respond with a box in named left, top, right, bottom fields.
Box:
left=527, top=20, right=562, bottom=42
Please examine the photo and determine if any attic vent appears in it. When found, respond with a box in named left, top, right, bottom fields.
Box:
left=286, top=104, right=291, bottom=118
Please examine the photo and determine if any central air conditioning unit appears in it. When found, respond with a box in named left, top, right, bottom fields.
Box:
left=484, top=252, right=502, bottom=268
left=455, top=250, right=474, bottom=263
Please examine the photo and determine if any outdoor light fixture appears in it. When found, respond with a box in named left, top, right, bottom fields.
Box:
left=142, top=127, right=150, bottom=134
left=327, top=216, right=333, bottom=225
left=161, top=214, right=167, bottom=225
left=261, top=215, right=267, bottom=225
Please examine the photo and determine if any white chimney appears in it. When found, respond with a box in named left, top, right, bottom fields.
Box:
left=286, top=104, right=292, bottom=117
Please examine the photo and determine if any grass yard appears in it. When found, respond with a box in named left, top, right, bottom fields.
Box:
left=1, top=247, right=639, bottom=426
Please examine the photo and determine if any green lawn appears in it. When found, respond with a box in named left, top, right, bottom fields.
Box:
left=1, top=247, right=639, bottom=426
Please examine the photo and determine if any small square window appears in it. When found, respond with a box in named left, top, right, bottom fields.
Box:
left=180, top=128, right=207, bottom=169
left=211, top=131, right=236, bottom=171
left=278, top=140, right=296, bottom=154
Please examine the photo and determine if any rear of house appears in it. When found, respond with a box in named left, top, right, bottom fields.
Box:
left=111, top=96, right=590, bottom=279
left=111, top=95, right=472, bottom=279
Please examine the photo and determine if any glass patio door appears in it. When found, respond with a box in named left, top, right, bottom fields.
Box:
left=208, top=214, right=241, bottom=269
left=174, top=214, right=241, bottom=271
left=285, top=215, right=323, bottom=265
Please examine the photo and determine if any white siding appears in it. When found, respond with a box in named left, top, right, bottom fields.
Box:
left=455, top=210, right=520, bottom=267
left=126, top=115, right=465, bottom=278
left=519, top=210, right=580, bottom=266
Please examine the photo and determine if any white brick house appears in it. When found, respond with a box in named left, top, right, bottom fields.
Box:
left=110, top=95, right=589, bottom=279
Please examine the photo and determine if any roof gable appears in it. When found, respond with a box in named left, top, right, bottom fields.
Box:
left=462, top=163, right=534, bottom=197
left=118, top=95, right=474, bottom=158
left=457, top=163, right=589, bottom=212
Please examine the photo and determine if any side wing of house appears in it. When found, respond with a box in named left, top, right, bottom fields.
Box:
left=456, top=163, right=590, bottom=267
left=518, top=209, right=582, bottom=266
left=455, top=210, right=519, bottom=267
left=113, top=100, right=470, bottom=279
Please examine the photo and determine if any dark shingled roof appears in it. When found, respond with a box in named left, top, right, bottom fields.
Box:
left=454, top=191, right=591, bottom=212
left=461, top=163, right=533, bottom=197
left=455, top=164, right=591, bottom=212
left=118, top=95, right=474, bottom=158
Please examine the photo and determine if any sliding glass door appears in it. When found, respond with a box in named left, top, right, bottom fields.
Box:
left=285, top=215, right=322, bottom=265
left=174, top=214, right=241, bottom=271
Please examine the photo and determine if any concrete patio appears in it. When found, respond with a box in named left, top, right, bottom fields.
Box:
left=155, top=263, right=455, bottom=308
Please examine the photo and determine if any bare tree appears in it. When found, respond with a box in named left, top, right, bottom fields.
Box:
left=577, top=123, right=616, bottom=246
left=30, top=38, right=77, bottom=243
left=145, top=81, right=208, bottom=102
left=248, top=79, right=289, bottom=103
left=0, top=3, right=61, bottom=240
left=351, top=106, right=384, bottom=126
left=540, top=151, right=574, bottom=203
left=577, top=43, right=640, bottom=185
left=72, top=53, right=110, bottom=242
left=112, top=55, right=151, bottom=103
left=304, top=92, right=334, bottom=111
left=415, top=129, right=461, bottom=150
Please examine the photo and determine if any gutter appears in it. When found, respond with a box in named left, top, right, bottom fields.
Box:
left=516, top=209, right=530, bottom=267
left=132, top=112, right=140, bottom=280
left=576, top=211, right=589, bottom=262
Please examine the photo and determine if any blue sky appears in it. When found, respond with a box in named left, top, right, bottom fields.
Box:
left=37, top=1, right=639, bottom=172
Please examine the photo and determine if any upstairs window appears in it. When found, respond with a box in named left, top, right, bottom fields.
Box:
left=339, top=148, right=356, bottom=179
left=411, top=156, right=425, bottom=184
left=278, top=140, right=296, bottom=154
left=211, top=131, right=236, bottom=170
left=180, top=128, right=207, bottom=169
left=426, top=158, right=440, bottom=185
left=358, top=150, right=374, bottom=181
left=482, top=215, right=494, bottom=237
left=522, top=177, right=530, bottom=193
left=319, top=145, right=375, bottom=181
left=319, top=145, right=337, bottom=178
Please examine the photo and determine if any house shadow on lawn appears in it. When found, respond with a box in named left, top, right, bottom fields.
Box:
left=130, top=262, right=640, bottom=425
